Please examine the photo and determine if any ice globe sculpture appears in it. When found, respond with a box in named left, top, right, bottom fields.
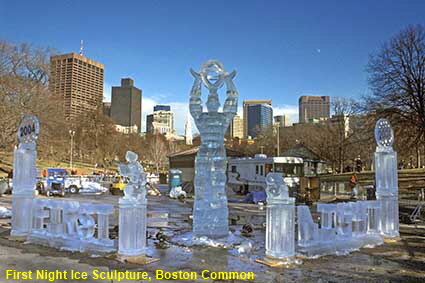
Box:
left=11, top=115, right=40, bottom=237
left=189, top=60, right=238, bottom=238
left=374, top=118, right=399, bottom=237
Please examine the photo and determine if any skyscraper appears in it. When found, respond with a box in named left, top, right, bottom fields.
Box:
left=49, top=53, right=104, bottom=119
left=226, top=115, right=244, bottom=139
left=243, top=100, right=272, bottom=138
left=146, top=105, right=175, bottom=135
left=246, top=104, right=273, bottom=138
left=298, top=96, right=330, bottom=123
left=110, top=78, right=142, bottom=132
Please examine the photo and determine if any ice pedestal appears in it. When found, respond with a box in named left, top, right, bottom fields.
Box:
left=265, top=173, right=295, bottom=259
left=11, top=142, right=37, bottom=237
left=11, top=191, right=35, bottom=237
left=374, top=119, right=399, bottom=238
left=118, top=198, right=147, bottom=256
left=189, top=60, right=238, bottom=239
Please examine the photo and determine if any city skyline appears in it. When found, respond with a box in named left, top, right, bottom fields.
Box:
left=1, top=0, right=424, bottom=134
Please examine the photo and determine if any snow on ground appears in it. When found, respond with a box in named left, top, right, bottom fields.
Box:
left=0, top=206, right=11, bottom=218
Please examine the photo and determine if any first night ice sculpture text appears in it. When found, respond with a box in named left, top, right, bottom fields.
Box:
left=189, top=60, right=238, bottom=238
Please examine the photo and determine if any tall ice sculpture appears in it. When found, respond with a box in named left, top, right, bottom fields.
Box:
left=374, top=118, right=399, bottom=238
left=265, top=173, right=295, bottom=260
left=118, top=151, right=148, bottom=255
left=11, top=115, right=40, bottom=237
left=189, top=60, right=238, bottom=238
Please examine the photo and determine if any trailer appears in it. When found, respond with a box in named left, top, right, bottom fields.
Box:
left=227, top=154, right=322, bottom=202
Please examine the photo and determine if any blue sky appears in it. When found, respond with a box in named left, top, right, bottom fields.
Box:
left=1, top=0, right=424, bottom=134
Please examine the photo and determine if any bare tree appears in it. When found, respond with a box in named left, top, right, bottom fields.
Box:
left=146, top=133, right=169, bottom=173
left=366, top=25, right=425, bottom=149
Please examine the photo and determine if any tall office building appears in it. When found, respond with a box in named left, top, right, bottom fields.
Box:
left=247, top=104, right=273, bottom=138
left=110, top=78, right=142, bottom=132
left=226, top=115, right=244, bottom=139
left=243, top=100, right=272, bottom=138
left=274, top=115, right=290, bottom=127
left=299, top=96, right=330, bottom=123
left=49, top=53, right=104, bottom=120
left=146, top=105, right=175, bottom=135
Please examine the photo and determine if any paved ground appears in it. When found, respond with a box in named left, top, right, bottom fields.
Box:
left=0, top=189, right=424, bottom=283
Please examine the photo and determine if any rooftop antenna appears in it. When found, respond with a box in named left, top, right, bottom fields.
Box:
left=79, top=40, right=84, bottom=56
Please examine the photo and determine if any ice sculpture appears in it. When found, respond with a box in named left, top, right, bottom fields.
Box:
left=189, top=60, right=238, bottom=238
left=27, top=199, right=114, bottom=252
left=118, top=151, right=147, bottom=256
left=374, top=118, right=399, bottom=237
left=297, top=201, right=384, bottom=257
left=11, top=115, right=40, bottom=237
left=265, top=173, right=295, bottom=259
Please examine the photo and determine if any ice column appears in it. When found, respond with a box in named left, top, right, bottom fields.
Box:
left=11, top=115, right=40, bottom=237
left=118, top=151, right=147, bottom=256
left=265, top=173, right=295, bottom=259
left=374, top=119, right=399, bottom=237
left=189, top=60, right=238, bottom=238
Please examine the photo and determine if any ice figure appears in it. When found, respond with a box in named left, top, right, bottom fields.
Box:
left=374, top=119, right=399, bottom=237
left=189, top=60, right=238, bottom=238
left=118, top=151, right=147, bottom=256
left=27, top=200, right=114, bottom=252
left=11, top=115, right=40, bottom=237
left=265, top=173, right=295, bottom=259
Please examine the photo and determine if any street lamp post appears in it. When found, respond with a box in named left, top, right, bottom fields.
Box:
left=69, top=130, right=75, bottom=171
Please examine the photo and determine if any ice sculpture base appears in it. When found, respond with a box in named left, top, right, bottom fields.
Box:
left=11, top=191, right=35, bottom=237
left=193, top=201, right=229, bottom=239
left=297, top=234, right=384, bottom=258
left=378, top=195, right=399, bottom=238
left=118, top=198, right=147, bottom=256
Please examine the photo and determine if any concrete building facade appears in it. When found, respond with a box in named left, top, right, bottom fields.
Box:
left=49, top=53, right=104, bottom=120
left=226, top=115, right=244, bottom=139
left=299, top=96, right=330, bottom=123
left=110, top=78, right=142, bottom=132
